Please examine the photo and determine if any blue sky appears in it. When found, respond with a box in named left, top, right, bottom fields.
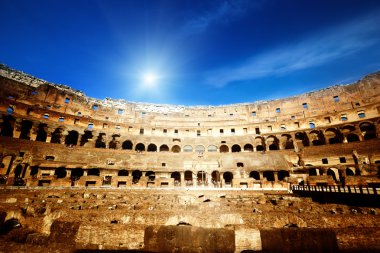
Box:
left=1, top=0, right=380, bottom=105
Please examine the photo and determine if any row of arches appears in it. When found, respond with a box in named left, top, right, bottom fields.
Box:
left=1, top=117, right=378, bottom=153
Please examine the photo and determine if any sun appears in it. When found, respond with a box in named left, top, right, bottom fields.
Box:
left=143, top=72, right=158, bottom=86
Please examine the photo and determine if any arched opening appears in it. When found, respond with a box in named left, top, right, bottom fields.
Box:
left=325, top=128, right=343, bottom=144
left=197, top=171, right=207, bottom=185
left=55, top=167, right=67, bottom=178
left=147, top=144, right=157, bottom=152
left=0, top=115, right=14, bottom=137
left=243, top=144, right=253, bottom=152
left=171, top=171, right=181, bottom=186
left=51, top=128, right=64, bottom=144
left=95, top=133, right=106, bottom=148
left=219, top=145, right=229, bottom=153
left=183, top=145, right=193, bottom=152
left=159, top=144, right=169, bottom=152
left=207, top=145, right=218, bottom=152
left=223, top=172, right=233, bottom=184
left=14, top=164, right=23, bottom=178
left=109, top=134, right=120, bottom=149
left=80, top=130, right=93, bottom=146
left=20, top=120, right=33, bottom=140
left=263, top=171, right=275, bottom=181
left=231, top=144, right=241, bottom=152
left=295, top=132, right=309, bottom=147
left=195, top=145, right=205, bottom=153
left=184, top=170, right=193, bottom=186
left=145, top=171, right=155, bottom=181
left=36, top=124, right=47, bottom=142
left=135, top=143, right=145, bottom=152
left=65, top=130, right=79, bottom=146
left=88, top=168, right=100, bottom=176
left=359, top=122, right=376, bottom=140
left=327, top=168, right=339, bottom=181
left=346, top=133, right=360, bottom=142
left=122, top=140, right=133, bottom=150
left=118, top=170, right=129, bottom=176
left=309, top=130, right=325, bottom=146
left=256, top=145, right=264, bottom=151
left=172, top=145, right=181, bottom=153
left=346, top=168, right=355, bottom=176
left=132, top=170, right=142, bottom=183
left=281, top=134, right=295, bottom=149
left=278, top=170, right=289, bottom=181
left=249, top=171, right=260, bottom=180
left=211, top=171, right=220, bottom=184
left=71, top=168, right=84, bottom=181
left=267, top=136, right=279, bottom=150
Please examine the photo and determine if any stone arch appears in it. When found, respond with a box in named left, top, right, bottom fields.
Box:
left=280, top=134, right=294, bottom=149
left=195, top=145, right=205, bottom=153
left=278, top=170, right=289, bottom=181
left=308, top=168, right=320, bottom=176
left=50, top=128, right=64, bottom=144
left=211, top=171, right=221, bottom=183
left=159, top=144, right=169, bottom=152
left=184, top=170, right=193, bottom=185
left=327, top=168, right=339, bottom=181
left=231, top=144, right=241, bottom=152
left=295, top=132, right=309, bottom=147
left=171, top=171, right=181, bottom=183
left=0, top=115, right=15, bottom=137
left=359, top=122, right=376, bottom=140
left=145, top=171, right=155, bottom=181
left=345, top=167, right=355, bottom=176
left=55, top=167, right=67, bottom=178
left=267, top=135, right=279, bottom=150
left=65, top=130, right=79, bottom=146
left=197, top=171, right=207, bottom=184
left=309, top=130, right=325, bottom=146
left=219, top=145, right=229, bottom=153
left=249, top=171, right=260, bottom=180
left=71, top=168, right=84, bottom=181
left=254, top=137, right=265, bottom=151
left=80, top=130, right=93, bottom=146
left=171, top=145, right=181, bottom=153
left=207, top=145, right=218, bottom=152
left=263, top=171, right=275, bottom=181
left=35, top=124, right=47, bottom=142
left=183, top=145, right=193, bottom=152
left=14, top=164, right=23, bottom=178
left=118, top=170, right=129, bottom=176
left=223, top=172, right=233, bottom=184
left=132, top=170, right=142, bottom=183
left=325, top=128, right=343, bottom=144
left=135, top=143, right=145, bottom=151
left=122, top=140, right=133, bottom=150
left=347, top=133, right=360, bottom=142
left=243, top=144, right=253, bottom=152
left=95, top=133, right=106, bottom=148
left=147, top=143, right=157, bottom=152
left=108, top=134, right=120, bottom=149
left=20, top=120, right=33, bottom=140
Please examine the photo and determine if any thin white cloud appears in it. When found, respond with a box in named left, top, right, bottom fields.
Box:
left=206, top=12, right=380, bottom=87
left=181, top=0, right=258, bottom=36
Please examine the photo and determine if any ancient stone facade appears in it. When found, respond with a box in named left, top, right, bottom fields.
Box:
left=0, top=64, right=380, bottom=252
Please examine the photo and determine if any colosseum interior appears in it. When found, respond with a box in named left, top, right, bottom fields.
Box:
left=0, top=63, right=379, bottom=252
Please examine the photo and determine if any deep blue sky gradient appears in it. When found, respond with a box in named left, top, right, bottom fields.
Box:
left=1, top=0, right=380, bottom=105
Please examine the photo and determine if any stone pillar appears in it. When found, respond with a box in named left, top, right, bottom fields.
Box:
left=180, top=172, right=185, bottom=187
left=274, top=172, right=279, bottom=182
left=13, top=119, right=22, bottom=138
left=192, top=172, right=197, bottom=187
left=30, top=123, right=39, bottom=141
left=46, top=127, right=55, bottom=143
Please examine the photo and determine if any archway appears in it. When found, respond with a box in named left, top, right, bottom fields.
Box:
left=197, top=171, right=207, bottom=185
left=243, top=144, right=253, bottom=152
left=219, top=145, right=229, bottom=153
left=132, top=170, right=142, bottom=183
left=36, top=124, right=47, bottom=142
left=88, top=168, right=100, bottom=176
left=172, top=145, right=181, bottom=153
left=346, top=133, right=360, bottom=142
left=263, top=171, right=275, bottom=181
left=65, top=130, right=79, bottom=146
left=211, top=171, right=220, bottom=184
left=147, top=144, right=157, bottom=152
left=249, top=171, right=260, bottom=180
left=184, top=170, right=193, bottom=186
left=159, top=144, right=169, bottom=152
left=278, top=170, right=289, bottom=181
left=231, top=144, right=241, bottom=152
left=295, top=132, right=309, bottom=147
left=135, top=143, right=145, bottom=152
left=55, top=167, right=67, bottom=178
left=359, top=122, right=376, bottom=140
left=145, top=171, right=155, bottom=181
left=20, top=120, right=32, bottom=140
left=122, top=140, right=133, bottom=150
left=223, top=172, right=233, bottom=185
left=171, top=171, right=181, bottom=186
